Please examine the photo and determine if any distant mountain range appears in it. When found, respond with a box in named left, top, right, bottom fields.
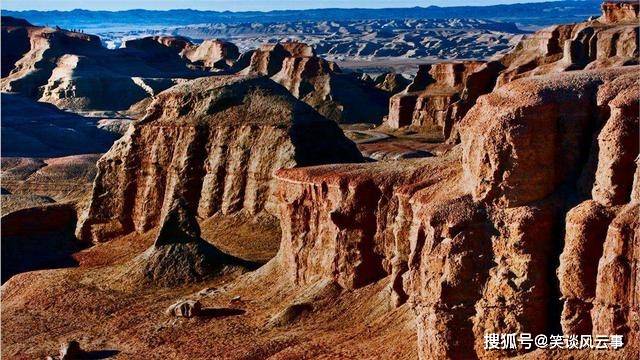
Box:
left=4, top=1, right=602, bottom=29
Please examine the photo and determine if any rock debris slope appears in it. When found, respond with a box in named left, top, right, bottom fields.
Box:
left=76, top=75, right=362, bottom=243
left=120, top=198, right=248, bottom=287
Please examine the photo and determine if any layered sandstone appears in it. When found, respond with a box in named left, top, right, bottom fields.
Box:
left=496, top=15, right=639, bottom=86
left=275, top=66, right=640, bottom=358
left=76, top=75, right=362, bottom=243
left=599, top=0, right=639, bottom=24
left=242, top=42, right=390, bottom=124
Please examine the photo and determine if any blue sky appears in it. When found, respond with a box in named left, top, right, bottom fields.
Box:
left=3, top=0, right=561, bottom=11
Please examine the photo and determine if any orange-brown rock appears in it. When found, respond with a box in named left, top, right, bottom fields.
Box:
left=275, top=65, right=639, bottom=359
left=243, top=42, right=389, bottom=124
left=599, top=0, right=639, bottom=24
left=183, top=39, right=240, bottom=69
left=386, top=61, right=502, bottom=140
left=496, top=18, right=638, bottom=86
left=592, top=203, right=639, bottom=350
left=385, top=8, right=638, bottom=141
left=119, top=198, right=247, bottom=287
left=76, top=75, right=362, bottom=243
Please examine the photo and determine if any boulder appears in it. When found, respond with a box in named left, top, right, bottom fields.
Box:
left=166, top=299, right=202, bottom=318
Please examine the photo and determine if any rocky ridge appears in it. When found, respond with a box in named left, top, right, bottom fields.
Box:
left=272, top=4, right=639, bottom=357
left=276, top=64, right=639, bottom=359
left=0, top=20, right=229, bottom=112
left=385, top=6, right=639, bottom=141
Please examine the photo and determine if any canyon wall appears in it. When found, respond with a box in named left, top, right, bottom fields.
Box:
left=276, top=65, right=639, bottom=358
left=76, top=75, right=362, bottom=243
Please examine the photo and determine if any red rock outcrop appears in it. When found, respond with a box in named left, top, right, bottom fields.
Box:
left=386, top=61, right=502, bottom=140
left=385, top=9, right=638, bottom=141
left=496, top=15, right=639, bottom=86
left=76, top=75, right=362, bottom=243
left=242, top=42, right=390, bottom=124
left=274, top=65, right=640, bottom=358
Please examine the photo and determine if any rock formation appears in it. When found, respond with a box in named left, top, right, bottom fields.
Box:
left=385, top=4, right=638, bottom=141
left=276, top=65, right=639, bottom=359
left=183, top=39, right=240, bottom=70
left=131, top=36, right=241, bottom=71
left=2, top=4, right=640, bottom=359
left=242, top=42, right=390, bottom=124
left=599, top=0, right=639, bottom=24
left=373, top=72, right=411, bottom=94
left=76, top=75, right=362, bottom=243
left=0, top=19, right=208, bottom=111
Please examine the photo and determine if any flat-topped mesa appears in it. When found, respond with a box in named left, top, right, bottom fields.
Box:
left=600, top=0, right=639, bottom=24
left=386, top=61, right=502, bottom=140
left=242, top=41, right=389, bottom=124
left=76, top=75, right=362, bottom=243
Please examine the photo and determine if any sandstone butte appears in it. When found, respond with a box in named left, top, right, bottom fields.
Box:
left=1, top=1, right=639, bottom=359
left=244, top=41, right=391, bottom=124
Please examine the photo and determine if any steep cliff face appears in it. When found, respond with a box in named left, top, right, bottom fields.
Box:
left=0, top=22, right=207, bottom=111
left=242, top=42, right=390, bottom=124
left=386, top=61, right=502, bottom=140
left=275, top=66, right=639, bottom=358
left=76, top=75, right=362, bottom=243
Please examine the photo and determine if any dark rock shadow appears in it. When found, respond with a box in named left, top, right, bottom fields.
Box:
left=1, top=204, right=87, bottom=283
left=200, top=307, right=246, bottom=318
left=83, top=350, right=120, bottom=359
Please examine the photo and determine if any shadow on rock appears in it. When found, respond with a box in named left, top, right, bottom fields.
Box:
left=1, top=203, right=87, bottom=283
